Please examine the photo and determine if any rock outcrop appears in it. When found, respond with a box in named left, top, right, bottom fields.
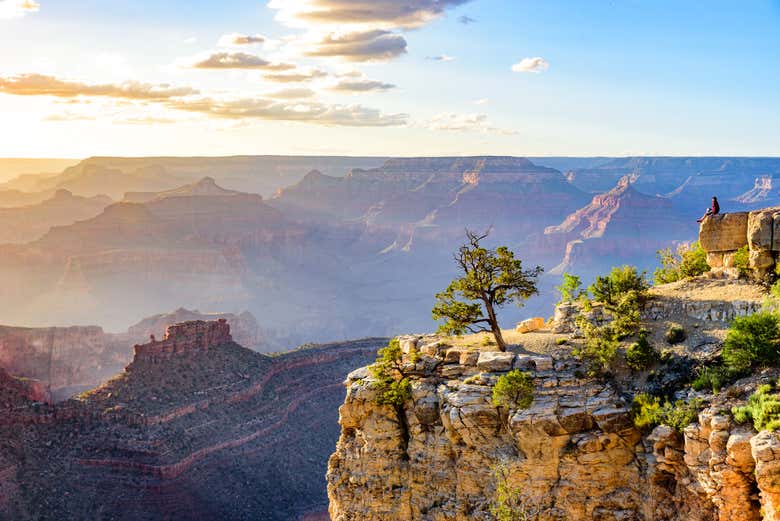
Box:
left=0, top=319, right=383, bottom=521
left=700, top=207, right=780, bottom=278
left=327, top=335, right=780, bottom=521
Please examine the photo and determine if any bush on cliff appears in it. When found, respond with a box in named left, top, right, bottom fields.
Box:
left=556, top=272, right=586, bottom=304
left=692, top=364, right=744, bottom=393
left=572, top=323, right=620, bottom=378
left=492, top=370, right=534, bottom=409
left=733, top=245, right=750, bottom=278
left=589, top=265, right=648, bottom=307
left=654, top=241, right=710, bottom=285
left=722, top=311, right=780, bottom=372
left=626, top=330, right=658, bottom=371
left=732, top=383, right=780, bottom=432
left=632, top=393, right=702, bottom=432
left=369, top=338, right=412, bottom=407
left=490, top=465, right=540, bottom=521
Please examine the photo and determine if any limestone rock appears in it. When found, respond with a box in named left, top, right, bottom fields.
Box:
left=476, top=351, right=515, bottom=372
left=749, top=210, right=775, bottom=251
left=699, top=212, right=748, bottom=252
left=515, top=317, right=545, bottom=333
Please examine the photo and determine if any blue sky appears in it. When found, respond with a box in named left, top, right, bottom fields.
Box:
left=0, top=0, right=778, bottom=157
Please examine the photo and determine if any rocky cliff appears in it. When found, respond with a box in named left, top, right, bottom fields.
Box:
left=0, top=319, right=383, bottom=521
left=327, top=278, right=780, bottom=521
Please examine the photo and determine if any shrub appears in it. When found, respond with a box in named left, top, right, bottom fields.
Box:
left=490, top=465, right=540, bottom=521
left=492, top=370, right=534, bottom=409
left=665, top=325, right=686, bottom=344
left=632, top=393, right=703, bottom=432
left=611, top=290, right=644, bottom=339
left=654, top=241, right=710, bottom=285
left=572, top=323, right=620, bottom=377
left=692, top=365, right=744, bottom=393
left=732, top=384, right=780, bottom=431
left=733, top=245, right=750, bottom=278
left=556, top=338, right=568, bottom=346
left=369, top=338, right=411, bottom=407
left=626, top=330, right=658, bottom=371
left=556, top=272, right=586, bottom=304
left=722, top=312, right=780, bottom=372
left=589, top=265, right=649, bottom=307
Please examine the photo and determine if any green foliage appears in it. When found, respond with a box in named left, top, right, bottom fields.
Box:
left=692, top=365, right=744, bottom=393
left=572, top=321, right=620, bottom=377
left=732, top=384, right=780, bottom=431
left=589, top=265, right=649, bottom=307
left=733, top=245, right=750, bottom=278
left=654, top=241, right=710, bottom=285
left=722, top=312, right=780, bottom=372
left=432, top=229, right=542, bottom=351
left=665, top=324, right=686, bottom=344
left=490, top=466, right=540, bottom=521
left=492, top=370, right=534, bottom=409
left=369, top=338, right=411, bottom=407
left=632, top=393, right=703, bottom=432
left=556, top=338, right=568, bottom=346
left=626, top=330, right=658, bottom=371
left=556, top=272, right=586, bottom=304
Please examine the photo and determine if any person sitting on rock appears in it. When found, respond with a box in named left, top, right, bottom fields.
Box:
left=697, top=196, right=720, bottom=223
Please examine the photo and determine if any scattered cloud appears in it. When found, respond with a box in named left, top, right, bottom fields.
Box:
left=268, top=0, right=472, bottom=30
left=511, top=57, right=549, bottom=73
left=426, top=54, right=455, bottom=62
left=183, top=36, right=198, bottom=44
left=473, top=98, right=489, bottom=105
left=1, top=72, right=404, bottom=128
left=328, top=79, right=395, bottom=93
left=263, top=68, right=329, bottom=83
left=186, top=51, right=296, bottom=70
left=166, top=96, right=408, bottom=127
left=218, top=33, right=266, bottom=46
left=264, top=87, right=316, bottom=99
left=458, top=15, right=476, bottom=24
left=423, top=112, right=517, bottom=135
left=0, top=0, right=39, bottom=19
left=0, top=73, right=198, bottom=99
left=304, top=30, right=407, bottom=62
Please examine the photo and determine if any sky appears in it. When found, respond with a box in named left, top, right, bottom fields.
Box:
left=0, top=0, right=778, bottom=158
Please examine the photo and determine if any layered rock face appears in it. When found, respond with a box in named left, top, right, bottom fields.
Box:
left=328, top=341, right=644, bottom=520
left=700, top=207, right=780, bottom=278
left=0, top=319, right=383, bottom=520
left=327, top=334, right=780, bottom=521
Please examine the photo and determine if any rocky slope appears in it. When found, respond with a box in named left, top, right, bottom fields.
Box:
left=0, top=319, right=383, bottom=520
left=327, top=276, right=780, bottom=521
left=0, top=189, right=111, bottom=244
left=0, top=309, right=263, bottom=401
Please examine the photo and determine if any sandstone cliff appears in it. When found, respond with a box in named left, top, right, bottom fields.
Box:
left=327, top=278, right=780, bottom=521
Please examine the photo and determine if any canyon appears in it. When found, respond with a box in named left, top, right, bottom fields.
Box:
left=6, top=155, right=778, bottom=348
left=0, top=319, right=382, bottom=520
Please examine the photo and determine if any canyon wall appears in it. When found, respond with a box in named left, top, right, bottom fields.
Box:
left=327, top=335, right=780, bottom=521
left=700, top=208, right=780, bottom=279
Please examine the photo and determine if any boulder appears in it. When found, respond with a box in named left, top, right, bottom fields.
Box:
left=516, top=317, right=545, bottom=334
left=748, top=210, right=775, bottom=251
left=706, top=252, right=724, bottom=268
left=476, top=351, right=515, bottom=372
left=699, top=212, right=748, bottom=252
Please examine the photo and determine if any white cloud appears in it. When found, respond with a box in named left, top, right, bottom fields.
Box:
left=263, top=67, right=329, bottom=83
left=328, top=79, right=395, bottom=93
left=218, top=33, right=266, bottom=47
left=0, top=0, right=39, bottom=19
left=426, top=54, right=455, bottom=62
left=511, top=57, right=549, bottom=73
left=303, top=30, right=407, bottom=62
left=184, top=52, right=296, bottom=70
left=0, top=73, right=198, bottom=99
left=423, top=112, right=517, bottom=135
left=473, top=98, right=489, bottom=105
left=268, top=0, right=471, bottom=30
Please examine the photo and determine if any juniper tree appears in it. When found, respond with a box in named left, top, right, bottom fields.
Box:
left=432, top=229, right=542, bottom=351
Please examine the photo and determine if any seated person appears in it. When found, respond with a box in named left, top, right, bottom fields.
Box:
left=697, top=196, right=720, bottom=223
